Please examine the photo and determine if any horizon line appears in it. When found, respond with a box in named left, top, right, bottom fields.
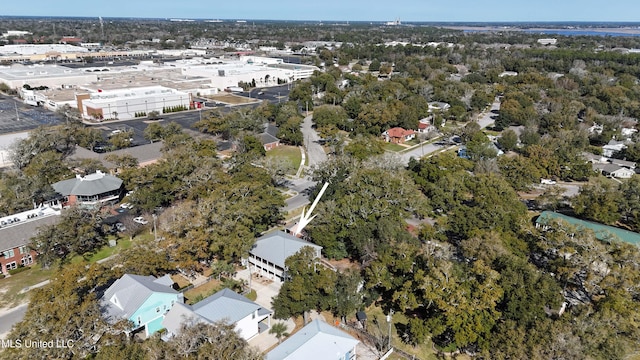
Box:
left=1, top=15, right=640, bottom=24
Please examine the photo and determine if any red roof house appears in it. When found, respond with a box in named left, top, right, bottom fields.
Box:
left=382, top=127, right=416, bottom=144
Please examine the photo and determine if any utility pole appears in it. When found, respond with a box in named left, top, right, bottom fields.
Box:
left=152, top=214, right=157, bottom=241
left=386, top=310, right=394, bottom=351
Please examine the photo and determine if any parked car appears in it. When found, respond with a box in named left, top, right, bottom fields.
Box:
left=115, top=223, right=126, bottom=232
left=133, top=217, right=148, bottom=225
left=120, top=202, right=133, bottom=209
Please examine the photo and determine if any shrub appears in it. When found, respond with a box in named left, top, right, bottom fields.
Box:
left=9, top=266, right=31, bottom=275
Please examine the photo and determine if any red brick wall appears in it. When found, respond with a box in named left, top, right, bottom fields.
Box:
left=1, top=247, right=37, bottom=275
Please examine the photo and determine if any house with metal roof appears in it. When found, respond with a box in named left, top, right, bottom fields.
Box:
left=266, top=319, right=359, bottom=360
left=162, top=288, right=271, bottom=341
left=0, top=206, right=61, bottom=275
left=100, top=274, right=183, bottom=337
left=535, top=211, right=640, bottom=245
left=51, top=170, right=124, bottom=207
left=248, top=231, right=322, bottom=282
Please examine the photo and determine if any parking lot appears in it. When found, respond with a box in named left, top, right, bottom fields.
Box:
left=0, top=96, right=62, bottom=134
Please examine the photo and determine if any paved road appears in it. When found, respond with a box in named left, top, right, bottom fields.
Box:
left=301, top=114, right=327, bottom=169
left=477, top=96, right=501, bottom=129
left=0, top=304, right=28, bottom=337
left=400, top=97, right=501, bottom=165
left=283, top=177, right=316, bottom=212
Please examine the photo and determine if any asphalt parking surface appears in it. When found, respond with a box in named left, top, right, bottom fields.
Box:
left=0, top=97, right=62, bottom=134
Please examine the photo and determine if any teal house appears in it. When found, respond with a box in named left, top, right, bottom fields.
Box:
left=100, top=274, right=183, bottom=337
left=535, top=211, right=640, bottom=245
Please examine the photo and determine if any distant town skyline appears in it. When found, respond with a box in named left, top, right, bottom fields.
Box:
left=2, top=0, right=640, bottom=22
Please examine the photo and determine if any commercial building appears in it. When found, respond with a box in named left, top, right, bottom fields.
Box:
left=0, top=64, right=97, bottom=89
left=535, top=211, right=640, bottom=245
left=76, top=85, right=191, bottom=120
left=51, top=170, right=124, bottom=207
left=0, top=206, right=61, bottom=275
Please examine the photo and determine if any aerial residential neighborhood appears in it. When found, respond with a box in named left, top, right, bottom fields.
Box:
left=2, top=2, right=640, bottom=359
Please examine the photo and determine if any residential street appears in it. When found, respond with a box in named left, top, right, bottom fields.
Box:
left=301, top=114, right=327, bottom=169
left=400, top=97, right=501, bottom=165
left=0, top=304, right=28, bottom=339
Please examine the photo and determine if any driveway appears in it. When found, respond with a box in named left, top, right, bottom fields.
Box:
left=235, top=268, right=282, bottom=310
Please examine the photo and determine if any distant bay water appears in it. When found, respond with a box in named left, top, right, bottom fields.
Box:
left=463, top=29, right=640, bottom=37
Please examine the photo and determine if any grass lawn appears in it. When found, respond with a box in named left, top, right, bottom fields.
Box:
left=89, top=237, right=132, bottom=262
left=246, top=289, right=257, bottom=301
left=184, top=278, right=222, bottom=305
left=69, top=236, right=133, bottom=264
left=266, top=145, right=302, bottom=175
left=405, top=138, right=421, bottom=146
left=365, top=306, right=440, bottom=360
left=171, top=274, right=192, bottom=290
left=383, top=143, right=406, bottom=152
left=0, top=264, right=55, bottom=308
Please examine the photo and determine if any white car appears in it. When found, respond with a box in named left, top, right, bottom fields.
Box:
left=120, top=202, right=133, bottom=209
left=133, top=217, right=148, bottom=225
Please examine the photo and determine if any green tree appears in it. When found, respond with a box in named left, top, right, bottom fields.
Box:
left=269, top=322, right=289, bottom=344
left=498, top=129, right=519, bottom=151
left=619, top=176, right=640, bottom=230
left=573, top=177, right=621, bottom=225
left=344, top=135, right=384, bottom=160
left=30, top=206, right=106, bottom=268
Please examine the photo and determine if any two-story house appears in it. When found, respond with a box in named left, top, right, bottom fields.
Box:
left=100, top=274, right=183, bottom=337
left=162, top=288, right=272, bottom=341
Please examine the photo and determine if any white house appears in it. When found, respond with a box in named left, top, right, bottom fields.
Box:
left=266, top=319, right=359, bottom=360
left=603, top=139, right=627, bottom=157
left=248, top=231, right=322, bottom=282
left=593, top=163, right=635, bottom=179
left=161, top=288, right=271, bottom=341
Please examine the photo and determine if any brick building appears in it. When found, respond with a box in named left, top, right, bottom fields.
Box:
left=0, top=206, right=61, bottom=275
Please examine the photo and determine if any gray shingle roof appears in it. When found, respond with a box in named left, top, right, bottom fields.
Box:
left=250, top=231, right=322, bottom=269
left=258, top=132, right=280, bottom=145
left=100, top=274, right=178, bottom=322
left=266, top=319, right=359, bottom=360
left=593, top=163, right=623, bottom=174
left=52, top=171, right=122, bottom=196
left=0, top=214, right=61, bottom=252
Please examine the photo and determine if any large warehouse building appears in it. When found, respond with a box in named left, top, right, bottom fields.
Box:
left=77, top=86, right=191, bottom=121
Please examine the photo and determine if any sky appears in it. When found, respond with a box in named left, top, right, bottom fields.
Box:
left=2, top=0, right=640, bottom=22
